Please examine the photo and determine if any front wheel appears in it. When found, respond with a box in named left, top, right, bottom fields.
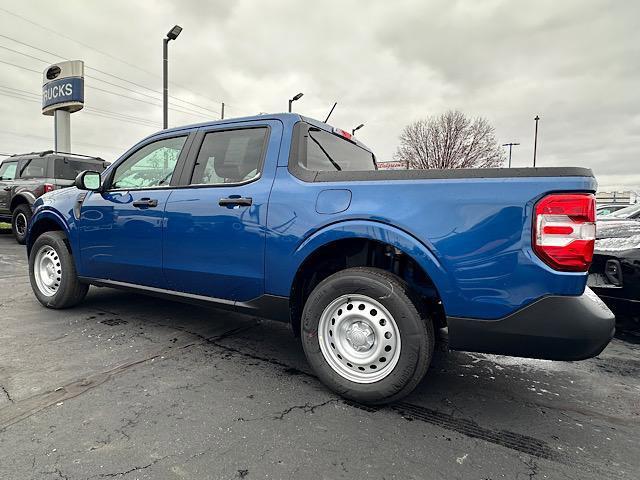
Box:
left=301, top=267, right=434, bottom=405
left=29, top=231, right=88, bottom=309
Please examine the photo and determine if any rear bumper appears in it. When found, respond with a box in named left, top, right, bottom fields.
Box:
left=447, top=288, right=615, bottom=361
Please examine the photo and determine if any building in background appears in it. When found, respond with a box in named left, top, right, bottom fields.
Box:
left=596, top=191, right=637, bottom=205
left=377, top=161, right=407, bottom=170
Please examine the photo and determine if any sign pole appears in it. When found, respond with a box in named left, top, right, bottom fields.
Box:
left=54, top=110, right=71, bottom=153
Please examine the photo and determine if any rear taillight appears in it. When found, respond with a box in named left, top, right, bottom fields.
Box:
left=533, top=193, right=596, bottom=272
left=43, top=183, right=55, bottom=193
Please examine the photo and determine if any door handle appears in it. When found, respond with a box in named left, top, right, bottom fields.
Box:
left=3, top=187, right=10, bottom=191
left=219, top=197, right=253, bottom=207
left=132, top=198, right=158, bottom=208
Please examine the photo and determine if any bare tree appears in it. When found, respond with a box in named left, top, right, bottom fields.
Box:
left=394, top=110, right=505, bottom=169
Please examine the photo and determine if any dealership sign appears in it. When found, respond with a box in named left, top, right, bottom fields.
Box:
left=42, top=60, right=85, bottom=116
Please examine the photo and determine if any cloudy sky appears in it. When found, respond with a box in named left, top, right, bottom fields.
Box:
left=0, top=0, right=638, bottom=191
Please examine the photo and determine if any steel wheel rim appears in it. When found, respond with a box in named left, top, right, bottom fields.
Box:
left=33, top=245, right=62, bottom=297
left=15, top=213, right=27, bottom=236
left=318, top=294, right=401, bottom=384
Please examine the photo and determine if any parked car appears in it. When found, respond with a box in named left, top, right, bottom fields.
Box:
left=596, top=203, right=630, bottom=217
left=25, top=113, right=614, bottom=404
left=598, top=202, right=640, bottom=221
left=0, top=151, right=107, bottom=243
left=589, top=220, right=640, bottom=319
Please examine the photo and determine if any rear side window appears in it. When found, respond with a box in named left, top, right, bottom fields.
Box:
left=302, top=127, right=376, bottom=172
left=0, top=161, right=17, bottom=180
left=191, top=128, right=267, bottom=185
left=20, top=157, right=48, bottom=178
left=54, top=158, right=105, bottom=179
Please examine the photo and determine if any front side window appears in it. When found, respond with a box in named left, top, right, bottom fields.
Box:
left=0, top=161, right=17, bottom=180
left=302, top=127, right=376, bottom=172
left=111, top=136, right=187, bottom=190
left=20, top=157, right=48, bottom=178
left=191, top=128, right=266, bottom=185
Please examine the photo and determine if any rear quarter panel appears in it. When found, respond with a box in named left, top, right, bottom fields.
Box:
left=266, top=170, right=597, bottom=320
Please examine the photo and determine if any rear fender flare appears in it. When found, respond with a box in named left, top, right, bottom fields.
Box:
left=290, top=220, right=454, bottom=312
left=10, top=192, right=37, bottom=211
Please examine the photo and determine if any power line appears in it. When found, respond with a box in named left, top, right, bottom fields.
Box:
left=0, top=83, right=161, bottom=127
left=0, top=7, right=228, bottom=109
left=0, top=58, right=39, bottom=73
left=0, top=56, right=217, bottom=120
left=0, top=40, right=221, bottom=117
left=0, top=127, right=123, bottom=152
left=0, top=91, right=159, bottom=130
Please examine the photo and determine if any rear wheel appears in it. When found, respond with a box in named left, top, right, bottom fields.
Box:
left=301, top=267, right=434, bottom=404
left=29, top=231, right=88, bottom=308
left=11, top=204, right=32, bottom=244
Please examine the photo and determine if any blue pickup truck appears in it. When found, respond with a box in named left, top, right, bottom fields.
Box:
left=26, top=113, right=614, bottom=404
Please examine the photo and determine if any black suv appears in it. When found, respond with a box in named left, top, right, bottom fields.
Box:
left=0, top=151, right=107, bottom=243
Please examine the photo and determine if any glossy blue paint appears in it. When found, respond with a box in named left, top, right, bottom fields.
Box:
left=27, top=186, right=79, bottom=255
left=27, top=113, right=598, bottom=323
left=163, top=120, right=283, bottom=300
left=266, top=168, right=596, bottom=320
left=315, top=189, right=352, bottom=214
left=78, top=189, right=174, bottom=287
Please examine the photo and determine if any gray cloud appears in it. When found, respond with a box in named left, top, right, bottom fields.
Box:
left=0, top=0, right=638, bottom=191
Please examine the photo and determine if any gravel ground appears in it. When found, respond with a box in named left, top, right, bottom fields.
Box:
left=0, top=230, right=639, bottom=479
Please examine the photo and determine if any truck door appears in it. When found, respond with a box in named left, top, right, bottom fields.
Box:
left=0, top=160, right=18, bottom=214
left=78, top=133, right=192, bottom=287
left=162, top=120, right=282, bottom=301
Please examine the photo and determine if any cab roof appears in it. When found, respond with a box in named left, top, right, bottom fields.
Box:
left=160, top=112, right=373, bottom=153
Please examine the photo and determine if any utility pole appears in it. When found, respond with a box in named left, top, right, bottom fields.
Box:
left=163, top=25, right=182, bottom=129
left=221, top=102, right=225, bottom=120
left=502, top=142, right=520, bottom=168
left=533, top=115, right=540, bottom=167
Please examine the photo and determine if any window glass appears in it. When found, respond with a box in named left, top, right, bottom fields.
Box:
left=302, top=128, right=376, bottom=171
left=0, top=161, right=17, bottom=180
left=111, top=136, right=186, bottom=189
left=55, top=158, right=105, bottom=179
left=20, top=157, right=48, bottom=178
left=191, top=128, right=266, bottom=185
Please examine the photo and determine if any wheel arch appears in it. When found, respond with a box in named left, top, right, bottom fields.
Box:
left=26, top=210, right=71, bottom=256
left=9, top=192, right=36, bottom=211
left=287, top=220, right=452, bottom=335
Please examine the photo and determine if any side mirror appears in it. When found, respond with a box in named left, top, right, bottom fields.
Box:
left=75, top=170, right=102, bottom=191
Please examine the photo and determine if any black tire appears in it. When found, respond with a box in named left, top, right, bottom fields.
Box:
left=29, top=231, right=89, bottom=309
left=301, top=267, right=434, bottom=405
left=11, top=203, right=32, bottom=245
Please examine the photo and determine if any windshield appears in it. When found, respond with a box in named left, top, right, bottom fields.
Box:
left=606, top=203, right=640, bottom=219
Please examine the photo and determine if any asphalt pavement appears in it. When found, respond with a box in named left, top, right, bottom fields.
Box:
left=0, top=230, right=639, bottom=479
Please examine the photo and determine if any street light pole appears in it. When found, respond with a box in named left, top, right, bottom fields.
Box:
left=288, top=92, right=304, bottom=112
left=502, top=142, right=520, bottom=168
left=163, top=25, right=182, bottom=129
left=533, top=115, right=540, bottom=167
